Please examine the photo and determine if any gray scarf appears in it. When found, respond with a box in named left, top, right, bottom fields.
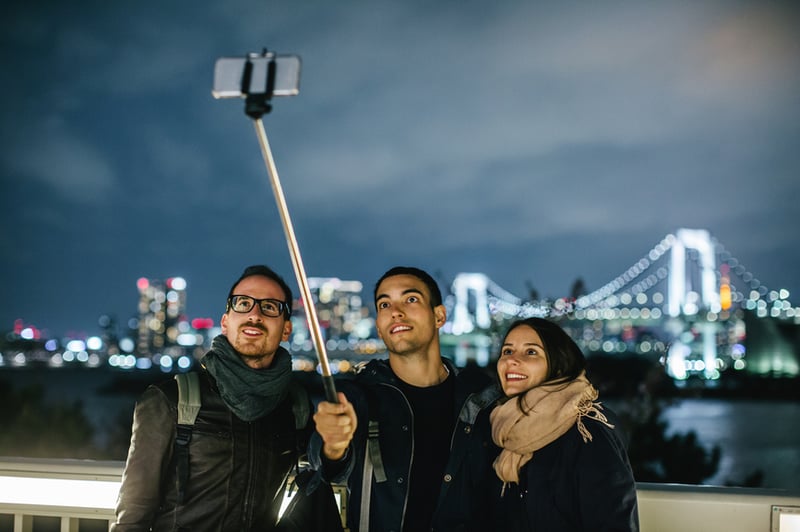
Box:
left=201, top=334, right=292, bottom=421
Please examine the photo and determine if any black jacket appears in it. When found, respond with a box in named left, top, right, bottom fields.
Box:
left=490, top=409, right=640, bottom=532
left=310, top=358, right=501, bottom=532
left=113, top=368, right=310, bottom=532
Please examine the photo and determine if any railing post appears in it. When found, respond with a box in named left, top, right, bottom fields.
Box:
left=14, top=513, right=32, bottom=532
left=61, top=516, right=80, bottom=532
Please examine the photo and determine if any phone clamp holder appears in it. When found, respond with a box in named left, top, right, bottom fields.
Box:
left=242, top=49, right=276, bottom=119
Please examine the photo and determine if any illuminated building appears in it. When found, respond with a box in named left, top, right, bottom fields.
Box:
left=290, top=277, right=374, bottom=353
left=135, top=277, right=188, bottom=357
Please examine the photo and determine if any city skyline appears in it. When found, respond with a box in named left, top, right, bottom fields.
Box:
left=6, top=237, right=798, bottom=383
left=2, top=1, right=799, bottom=339
left=7, top=226, right=798, bottom=343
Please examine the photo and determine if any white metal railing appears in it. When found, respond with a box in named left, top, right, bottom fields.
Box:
left=0, top=457, right=120, bottom=531
left=1, top=457, right=799, bottom=531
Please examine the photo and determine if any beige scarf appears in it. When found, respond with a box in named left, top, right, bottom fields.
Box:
left=490, top=372, right=612, bottom=486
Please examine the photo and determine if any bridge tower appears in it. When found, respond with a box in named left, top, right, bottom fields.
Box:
left=667, top=228, right=720, bottom=379
left=668, top=228, right=719, bottom=317
left=450, top=273, right=492, bottom=335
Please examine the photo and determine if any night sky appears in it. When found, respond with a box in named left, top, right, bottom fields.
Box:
left=2, top=0, right=799, bottom=338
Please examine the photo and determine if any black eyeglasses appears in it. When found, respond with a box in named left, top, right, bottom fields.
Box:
left=227, top=295, right=291, bottom=318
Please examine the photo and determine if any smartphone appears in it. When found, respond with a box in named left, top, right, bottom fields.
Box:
left=212, top=53, right=301, bottom=99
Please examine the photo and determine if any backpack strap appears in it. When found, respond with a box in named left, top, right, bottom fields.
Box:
left=174, top=372, right=201, bottom=504
left=366, top=419, right=387, bottom=483
left=359, top=388, right=387, bottom=531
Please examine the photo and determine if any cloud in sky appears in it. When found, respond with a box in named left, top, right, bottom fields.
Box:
left=5, top=122, right=117, bottom=204
left=1, top=0, right=799, bottom=336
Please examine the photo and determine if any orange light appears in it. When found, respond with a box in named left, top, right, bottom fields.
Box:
left=720, top=284, right=731, bottom=310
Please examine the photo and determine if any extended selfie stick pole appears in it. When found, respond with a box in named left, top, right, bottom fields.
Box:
left=249, top=117, right=338, bottom=403
left=225, top=51, right=338, bottom=404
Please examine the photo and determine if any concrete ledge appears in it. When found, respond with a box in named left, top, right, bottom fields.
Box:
left=637, top=482, right=800, bottom=532
left=2, top=458, right=799, bottom=531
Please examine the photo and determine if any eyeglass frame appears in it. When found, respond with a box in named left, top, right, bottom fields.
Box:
left=226, top=294, right=292, bottom=318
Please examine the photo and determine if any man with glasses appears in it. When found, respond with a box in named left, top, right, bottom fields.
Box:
left=113, top=265, right=312, bottom=532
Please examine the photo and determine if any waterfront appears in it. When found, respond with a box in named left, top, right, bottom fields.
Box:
left=1, top=367, right=799, bottom=491
left=658, top=398, right=800, bottom=490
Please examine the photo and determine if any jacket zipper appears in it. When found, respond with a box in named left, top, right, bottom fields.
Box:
left=380, top=382, right=414, bottom=531
left=242, top=421, right=256, bottom=529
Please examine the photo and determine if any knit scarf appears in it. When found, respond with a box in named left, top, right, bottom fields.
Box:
left=490, top=371, right=612, bottom=487
left=201, top=334, right=293, bottom=422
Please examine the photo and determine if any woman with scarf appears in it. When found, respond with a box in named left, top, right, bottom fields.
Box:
left=490, top=317, right=639, bottom=531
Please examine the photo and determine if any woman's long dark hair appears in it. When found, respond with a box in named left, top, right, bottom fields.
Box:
left=500, top=317, right=587, bottom=387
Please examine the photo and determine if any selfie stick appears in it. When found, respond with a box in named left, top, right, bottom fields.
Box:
left=217, top=51, right=338, bottom=404
left=251, top=119, right=339, bottom=404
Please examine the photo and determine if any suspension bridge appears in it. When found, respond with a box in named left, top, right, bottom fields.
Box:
left=441, top=228, right=799, bottom=381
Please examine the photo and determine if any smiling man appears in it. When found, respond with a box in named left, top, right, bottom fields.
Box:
left=310, top=266, right=501, bottom=532
left=113, top=265, right=312, bottom=532
left=220, top=271, right=293, bottom=366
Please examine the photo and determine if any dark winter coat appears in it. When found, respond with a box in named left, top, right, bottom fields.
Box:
left=309, top=358, right=501, bottom=532
left=112, top=368, right=310, bottom=532
left=490, top=409, right=639, bottom=532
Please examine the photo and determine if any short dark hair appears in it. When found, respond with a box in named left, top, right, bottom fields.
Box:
left=501, top=317, right=586, bottom=384
left=226, top=265, right=293, bottom=318
left=373, top=266, right=443, bottom=308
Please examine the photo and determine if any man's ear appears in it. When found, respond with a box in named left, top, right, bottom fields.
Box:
left=434, top=305, right=446, bottom=328
left=220, top=313, right=228, bottom=334
left=281, top=319, right=293, bottom=342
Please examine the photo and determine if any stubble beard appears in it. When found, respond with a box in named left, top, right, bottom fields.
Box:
left=231, top=330, right=275, bottom=359
left=385, top=334, right=431, bottom=359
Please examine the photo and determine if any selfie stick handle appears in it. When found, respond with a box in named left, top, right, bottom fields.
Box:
left=251, top=117, right=339, bottom=404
